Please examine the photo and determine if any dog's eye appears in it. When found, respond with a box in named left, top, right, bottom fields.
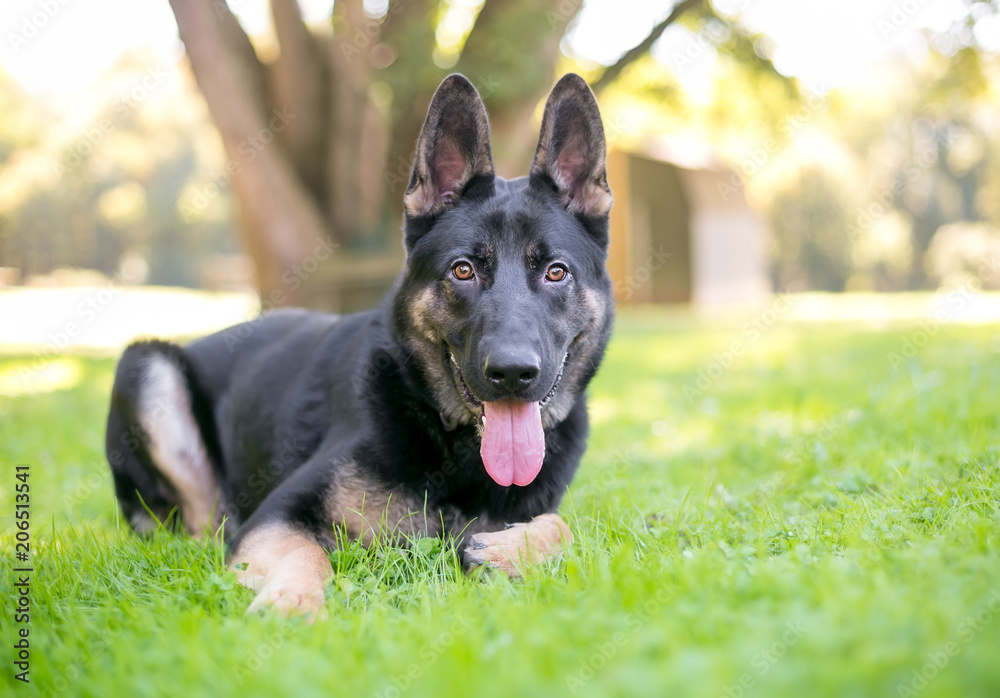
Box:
left=545, top=264, right=568, bottom=282
left=452, top=262, right=475, bottom=281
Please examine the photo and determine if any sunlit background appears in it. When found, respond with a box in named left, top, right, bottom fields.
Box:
left=2, top=0, right=1000, bottom=360
left=4, top=1, right=996, bottom=96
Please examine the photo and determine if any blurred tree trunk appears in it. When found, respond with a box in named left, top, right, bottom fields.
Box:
left=169, top=0, right=331, bottom=307
left=167, top=0, right=698, bottom=309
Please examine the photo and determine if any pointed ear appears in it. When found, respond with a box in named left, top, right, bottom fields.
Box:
left=529, top=74, right=613, bottom=218
left=404, top=74, right=495, bottom=220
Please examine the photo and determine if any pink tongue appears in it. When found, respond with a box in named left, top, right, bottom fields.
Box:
left=480, top=400, right=546, bottom=487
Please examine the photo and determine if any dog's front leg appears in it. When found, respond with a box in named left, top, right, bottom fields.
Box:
left=229, top=522, right=333, bottom=621
left=462, top=513, right=573, bottom=577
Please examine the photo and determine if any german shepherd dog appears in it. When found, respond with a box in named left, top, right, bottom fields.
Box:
left=105, top=73, right=614, bottom=618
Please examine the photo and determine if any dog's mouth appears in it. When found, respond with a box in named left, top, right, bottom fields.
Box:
left=448, top=352, right=567, bottom=488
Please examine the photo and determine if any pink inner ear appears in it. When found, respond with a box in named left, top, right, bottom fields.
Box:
left=432, top=138, right=468, bottom=198
left=551, top=128, right=610, bottom=216
left=555, top=133, right=591, bottom=201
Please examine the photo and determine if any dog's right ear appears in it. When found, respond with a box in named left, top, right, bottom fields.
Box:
left=529, top=74, right=612, bottom=220
left=404, top=75, right=495, bottom=231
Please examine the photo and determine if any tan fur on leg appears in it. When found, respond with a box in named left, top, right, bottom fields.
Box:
left=229, top=522, right=332, bottom=621
left=463, top=513, right=573, bottom=577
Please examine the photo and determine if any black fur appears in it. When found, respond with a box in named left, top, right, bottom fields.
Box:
left=105, top=73, right=614, bottom=563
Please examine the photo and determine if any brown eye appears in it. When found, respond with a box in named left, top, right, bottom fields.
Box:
left=452, top=262, right=474, bottom=281
left=545, top=264, right=567, bottom=282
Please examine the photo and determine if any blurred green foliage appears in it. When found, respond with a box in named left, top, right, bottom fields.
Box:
left=596, top=2, right=1000, bottom=293
left=2, top=2, right=1000, bottom=293
left=0, top=52, right=238, bottom=287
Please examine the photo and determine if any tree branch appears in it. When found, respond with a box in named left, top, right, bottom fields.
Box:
left=270, top=0, right=329, bottom=201
left=592, top=0, right=703, bottom=92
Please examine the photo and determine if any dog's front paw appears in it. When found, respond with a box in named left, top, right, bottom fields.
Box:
left=464, top=524, right=531, bottom=577
left=463, top=513, right=573, bottom=577
left=244, top=574, right=328, bottom=622
left=230, top=522, right=333, bottom=622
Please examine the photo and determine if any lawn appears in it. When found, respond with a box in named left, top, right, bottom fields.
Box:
left=2, top=303, right=1000, bottom=697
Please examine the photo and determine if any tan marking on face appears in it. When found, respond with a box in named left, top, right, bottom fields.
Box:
left=539, top=287, right=611, bottom=429
left=408, top=286, right=440, bottom=344
left=402, top=285, right=479, bottom=430
left=580, top=287, right=609, bottom=325
left=229, top=521, right=332, bottom=621
left=462, top=513, right=573, bottom=577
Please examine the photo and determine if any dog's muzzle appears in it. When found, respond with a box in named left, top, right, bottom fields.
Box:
left=448, top=352, right=568, bottom=487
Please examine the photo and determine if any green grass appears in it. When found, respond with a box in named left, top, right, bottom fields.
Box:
left=2, top=306, right=1000, bottom=697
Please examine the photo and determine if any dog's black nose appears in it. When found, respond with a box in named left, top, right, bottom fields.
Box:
left=483, top=348, right=540, bottom=392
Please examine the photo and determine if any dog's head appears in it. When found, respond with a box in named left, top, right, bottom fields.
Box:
left=392, top=73, right=614, bottom=487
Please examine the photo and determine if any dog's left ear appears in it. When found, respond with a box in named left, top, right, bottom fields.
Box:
left=404, top=74, right=495, bottom=222
left=529, top=74, right=613, bottom=219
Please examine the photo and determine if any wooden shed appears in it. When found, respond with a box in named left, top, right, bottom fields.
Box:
left=605, top=140, right=771, bottom=307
